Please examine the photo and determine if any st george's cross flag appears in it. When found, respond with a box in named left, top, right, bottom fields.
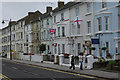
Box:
left=74, top=17, right=83, bottom=25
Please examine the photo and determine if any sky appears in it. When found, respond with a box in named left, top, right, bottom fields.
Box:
left=0, top=0, right=73, bottom=29
left=0, top=0, right=119, bottom=29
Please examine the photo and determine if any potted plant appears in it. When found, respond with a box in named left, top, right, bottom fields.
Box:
left=84, top=48, right=86, bottom=50
left=89, top=47, right=96, bottom=50
left=102, top=47, right=107, bottom=50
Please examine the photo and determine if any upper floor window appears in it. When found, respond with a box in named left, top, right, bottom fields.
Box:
left=97, top=17, right=102, bottom=31
left=54, top=16, right=56, bottom=23
left=37, top=33, right=39, bottom=40
left=58, top=27, right=60, bottom=37
left=21, top=32, right=23, bottom=39
left=12, top=25, right=15, bottom=31
left=44, top=30, right=46, bottom=39
left=62, top=27, right=65, bottom=37
left=47, top=18, right=49, bottom=25
left=87, top=21, right=91, bottom=33
left=102, top=0, right=107, bottom=8
left=61, top=13, right=64, bottom=21
left=87, top=3, right=91, bottom=13
left=42, top=20, right=43, bottom=27
left=36, top=23, right=38, bottom=29
left=47, top=30, right=49, bottom=39
left=13, top=34, right=15, bottom=40
left=41, top=32, right=43, bottom=40
left=58, top=44, right=60, bottom=53
left=72, top=24, right=75, bottom=35
left=76, top=7, right=79, bottom=16
left=77, top=24, right=80, bottom=34
left=21, top=22, right=23, bottom=27
left=26, top=35, right=28, bottom=42
left=104, top=16, right=109, bottom=31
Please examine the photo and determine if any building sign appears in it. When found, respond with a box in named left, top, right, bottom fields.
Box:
left=91, top=39, right=99, bottom=44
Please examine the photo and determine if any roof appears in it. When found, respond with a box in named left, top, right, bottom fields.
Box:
left=52, top=2, right=81, bottom=13
left=40, top=12, right=51, bottom=20
left=25, top=10, right=42, bottom=25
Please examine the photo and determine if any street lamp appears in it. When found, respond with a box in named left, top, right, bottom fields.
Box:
left=95, top=33, right=103, bottom=57
left=2, top=19, right=12, bottom=60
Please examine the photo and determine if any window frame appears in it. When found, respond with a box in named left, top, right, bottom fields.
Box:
left=104, top=16, right=109, bottom=31
left=97, top=17, right=102, bottom=31
left=87, top=21, right=91, bottom=33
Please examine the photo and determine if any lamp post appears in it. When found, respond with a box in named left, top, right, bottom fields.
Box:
left=2, top=19, right=12, bottom=60
left=96, top=33, right=103, bottom=57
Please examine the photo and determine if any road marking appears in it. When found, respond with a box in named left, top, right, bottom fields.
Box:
left=12, top=67, right=18, bottom=70
left=27, top=64, right=96, bottom=79
left=0, top=73, right=11, bottom=80
left=4, top=60, right=96, bottom=79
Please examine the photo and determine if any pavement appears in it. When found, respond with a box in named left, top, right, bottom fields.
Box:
left=2, top=58, right=120, bottom=80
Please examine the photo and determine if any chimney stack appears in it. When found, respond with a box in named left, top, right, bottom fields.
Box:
left=46, top=6, right=52, bottom=13
left=28, top=12, right=34, bottom=17
left=58, top=1, right=64, bottom=8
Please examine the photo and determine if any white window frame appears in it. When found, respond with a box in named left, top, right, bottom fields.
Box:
left=76, top=7, right=79, bottom=16
left=58, top=44, right=60, bottom=53
left=54, top=16, right=56, bottom=23
left=78, top=43, right=81, bottom=55
left=77, top=24, right=80, bottom=34
left=62, top=26, right=65, bottom=37
left=104, top=16, right=109, bottom=31
left=87, top=21, right=91, bottom=33
left=87, top=3, right=91, bottom=13
left=61, top=13, right=64, bottom=21
left=62, top=44, right=65, bottom=53
left=97, top=17, right=102, bottom=31
left=58, top=27, right=60, bottom=37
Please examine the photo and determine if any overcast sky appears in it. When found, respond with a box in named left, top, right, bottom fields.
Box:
left=0, top=0, right=72, bottom=29
left=0, top=0, right=119, bottom=29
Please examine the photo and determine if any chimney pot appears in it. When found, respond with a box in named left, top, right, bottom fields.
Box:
left=58, top=1, right=64, bottom=8
left=46, top=6, right=52, bottom=13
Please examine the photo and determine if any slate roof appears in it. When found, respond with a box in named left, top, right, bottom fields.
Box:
left=52, top=2, right=81, bottom=13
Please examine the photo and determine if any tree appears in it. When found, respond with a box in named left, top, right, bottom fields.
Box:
left=39, top=44, right=46, bottom=54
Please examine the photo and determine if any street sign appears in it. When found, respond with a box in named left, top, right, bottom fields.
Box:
left=91, top=39, right=99, bottom=44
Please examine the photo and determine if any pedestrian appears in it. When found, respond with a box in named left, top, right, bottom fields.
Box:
left=69, top=56, right=75, bottom=70
left=79, top=55, right=84, bottom=70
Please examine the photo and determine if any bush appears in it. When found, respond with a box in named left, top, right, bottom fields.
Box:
left=93, top=61, right=108, bottom=68
left=118, top=61, right=120, bottom=66
left=106, top=60, right=116, bottom=70
left=108, top=60, right=116, bottom=65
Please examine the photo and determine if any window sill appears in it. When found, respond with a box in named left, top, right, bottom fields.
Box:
left=71, top=34, right=83, bottom=37
left=98, top=8, right=108, bottom=12
left=95, top=31, right=113, bottom=34
left=85, top=33, right=92, bottom=36
left=85, top=12, right=92, bottom=16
